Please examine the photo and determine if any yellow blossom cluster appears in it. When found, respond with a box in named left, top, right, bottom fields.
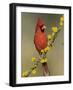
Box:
left=40, top=46, right=50, bottom=54
left=52, top=27, right=58, bottom=33
left=48, top=32, right=55, bottom=41
left=48, top=34, right=52, bottom=40
left=59, top=16, right=64, bottom=26
left=32, top=69, right=36, bottom=74
left=22, top=71, right=29, bottom=77
left=40, top=58, right=47, bottom=63
left=32, top=57, right=36, bottom=62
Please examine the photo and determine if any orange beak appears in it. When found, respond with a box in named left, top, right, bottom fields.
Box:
left=41, top=25, right=46, bottom=31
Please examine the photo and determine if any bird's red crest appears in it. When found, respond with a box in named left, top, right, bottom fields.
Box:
left=35, top=18, right=45, bottom=32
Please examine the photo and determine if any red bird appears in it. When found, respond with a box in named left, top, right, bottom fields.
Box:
left=34, top=18, right=49, bottom=76
left=34, top=18, right=48, bottom=52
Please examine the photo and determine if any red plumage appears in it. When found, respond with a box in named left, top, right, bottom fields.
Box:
left=34, top=18, right=48, bottom=52
left=34, top=18, right=49, bottom=76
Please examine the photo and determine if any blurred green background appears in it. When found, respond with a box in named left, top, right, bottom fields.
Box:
left=21, top=12, right=64, bottom=77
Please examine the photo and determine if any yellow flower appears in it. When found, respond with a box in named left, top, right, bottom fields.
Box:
left=32, top=69, right=36, bottom=74
left=41, top=49, right=44, bottom=53
left=44, top=58, right=47, bottom=62
left=22, top=71, right=28, bottom=77
left=40, top=58, right=47, bottom=63
left=52, top=32, right=55, bottom=37
left=60, top=16, right=64, bottom=21
left=32, top=57, right=36, bottom=62
left=48, top=34, right=52, bottom=40
left=31, top=64, right=37, bottom=69
left=52, top=27, right=58, bottom=33
left=44, top=46, right=50, bottom=52
left=60, top=21, right=63, bottom=26
left=40, top=58, right=45, bottom=63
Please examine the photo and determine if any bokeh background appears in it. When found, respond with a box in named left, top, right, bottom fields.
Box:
left=21, top=12, right=64, bottom=77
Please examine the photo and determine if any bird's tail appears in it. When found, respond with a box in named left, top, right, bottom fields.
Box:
left=42, top=62, right=49, bottom=76
left=40, top=53, right=50, bottom=76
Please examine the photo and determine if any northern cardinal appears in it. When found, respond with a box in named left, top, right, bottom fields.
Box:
left=34, top=18, right=49, bottom=76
